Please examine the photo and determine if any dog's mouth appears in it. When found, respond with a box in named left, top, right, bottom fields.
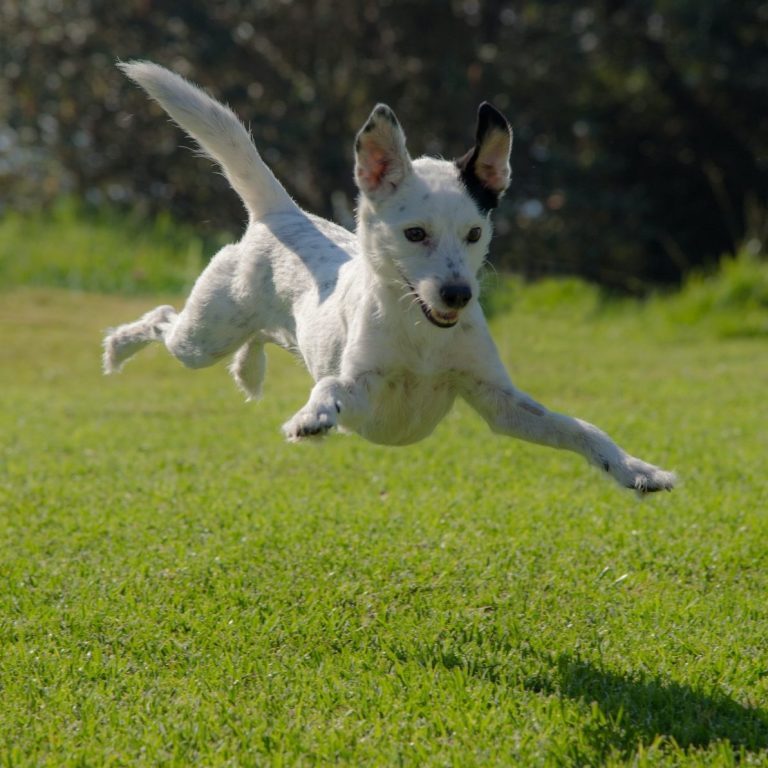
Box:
left=416, top=297, right=459, bottom=328
left=397, top=269, right=460, bottom=328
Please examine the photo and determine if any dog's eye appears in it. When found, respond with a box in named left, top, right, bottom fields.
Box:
left=467, top=226, right=482, bottom=243
left=404, top=227, right=427, bottom=243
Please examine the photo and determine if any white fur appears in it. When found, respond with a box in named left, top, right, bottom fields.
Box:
left=103, top=62, right=676, bottom=493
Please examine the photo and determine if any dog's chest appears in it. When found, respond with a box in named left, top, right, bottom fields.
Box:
left=355, top=369, right=457, bottom=446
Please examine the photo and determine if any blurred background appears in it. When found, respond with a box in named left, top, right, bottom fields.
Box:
left=1, top=0, right=767, bottom=293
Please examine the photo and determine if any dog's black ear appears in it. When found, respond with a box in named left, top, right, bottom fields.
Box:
left=456, top=102, right=513, bottom=214
left=354, top=104, right=413, bottom=202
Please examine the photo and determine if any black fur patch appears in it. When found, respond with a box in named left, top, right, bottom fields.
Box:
left=457, top=150, right=499, bottom=214
left=477, top=101, right=510, bottom=138
left=456, top=101, right=511, bottom=215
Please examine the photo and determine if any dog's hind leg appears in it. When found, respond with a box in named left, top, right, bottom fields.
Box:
left=103, top=304, right=177, bottom=373
left=229, top=338, right=267, bottom=400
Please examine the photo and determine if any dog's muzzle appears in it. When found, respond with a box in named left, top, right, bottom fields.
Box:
left=398, top=269, right=470, bottom=328
left=417, top=298, right=460, bottom=328
left=420, top=284, right=472, bottom=327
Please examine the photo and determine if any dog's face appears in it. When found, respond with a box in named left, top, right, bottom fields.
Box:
left=354, top=103, right=512, bottom=328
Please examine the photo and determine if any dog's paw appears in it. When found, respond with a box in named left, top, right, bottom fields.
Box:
left=282, top=405, right=338, bottom=442
left=607, top=456, right=677, bottom=494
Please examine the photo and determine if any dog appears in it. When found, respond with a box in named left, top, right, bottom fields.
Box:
left=103, top=61, right=675, bottom=493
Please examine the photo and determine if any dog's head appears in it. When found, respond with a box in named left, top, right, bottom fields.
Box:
left=354, top=102, right=512, bottom=328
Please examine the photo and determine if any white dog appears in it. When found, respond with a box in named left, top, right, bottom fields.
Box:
left=103, top=61, right=675, bottom=493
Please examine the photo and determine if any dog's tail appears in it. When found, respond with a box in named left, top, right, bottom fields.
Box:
left=119, top=60, right=298, bottom=221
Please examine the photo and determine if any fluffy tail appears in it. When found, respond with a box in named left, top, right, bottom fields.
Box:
left=119, top=60, right=297, bottom=221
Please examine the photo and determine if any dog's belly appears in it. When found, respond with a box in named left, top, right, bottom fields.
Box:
left=354, top=372, right=457, bottom=446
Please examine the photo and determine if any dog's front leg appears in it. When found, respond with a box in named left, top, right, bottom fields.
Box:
left=462, top=373, right=676, bottom=493
left=281, top=373, right=375, bottom=442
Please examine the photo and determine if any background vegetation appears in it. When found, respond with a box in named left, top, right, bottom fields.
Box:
left=2, top=0, right=767, bottom=290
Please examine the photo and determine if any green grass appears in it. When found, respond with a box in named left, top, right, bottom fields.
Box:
left=1, top=217, right=767, bottom=765
left=0, top=200, right=231, bottom=295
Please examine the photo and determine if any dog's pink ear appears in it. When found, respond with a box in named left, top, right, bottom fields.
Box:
left=457, top=103, right=513, bottom=213
left=354, top=104, right=412, bottom=201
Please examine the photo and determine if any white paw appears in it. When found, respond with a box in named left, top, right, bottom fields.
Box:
left=282, top=404, right=338, bottom=442
left=606, top=455, right=677, bottom=494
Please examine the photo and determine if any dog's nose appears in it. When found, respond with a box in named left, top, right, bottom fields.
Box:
left=439, top=283, right=472, bottom=309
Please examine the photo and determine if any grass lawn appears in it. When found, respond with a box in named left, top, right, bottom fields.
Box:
left=0, top=284, right=767, bottom=766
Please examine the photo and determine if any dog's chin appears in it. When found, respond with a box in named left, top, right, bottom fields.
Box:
left=417, top=298, right=459, bottom=328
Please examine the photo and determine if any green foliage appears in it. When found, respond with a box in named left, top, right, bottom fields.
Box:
left=482, top=249, right=768, bottom=337
left=513, top=276, right=603, bottom=316
left=647, top=249, right=768, bottom=338
left=5, top=206, right=767, bottom=343
left=0, top=199, right=228, bottom=295
left=1, top=287, right=767, bottom=766
left=2, top=1, right=766, bottom=287
left=481, top=272, right=612, bottom=328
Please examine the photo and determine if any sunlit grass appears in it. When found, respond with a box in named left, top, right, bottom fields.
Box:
left=1, top=275, right=766, bottom=765
left=0, top=200, right=232, bottom=295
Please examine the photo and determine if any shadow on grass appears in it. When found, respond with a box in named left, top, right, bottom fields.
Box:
left=525, top=653, right=768, bottom=756
left=396, top=638, right=768, bottom=758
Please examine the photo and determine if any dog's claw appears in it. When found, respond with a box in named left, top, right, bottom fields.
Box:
left=282, top=407, right=337, bottom=443
left=618, top=460, right=676, bottom=495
